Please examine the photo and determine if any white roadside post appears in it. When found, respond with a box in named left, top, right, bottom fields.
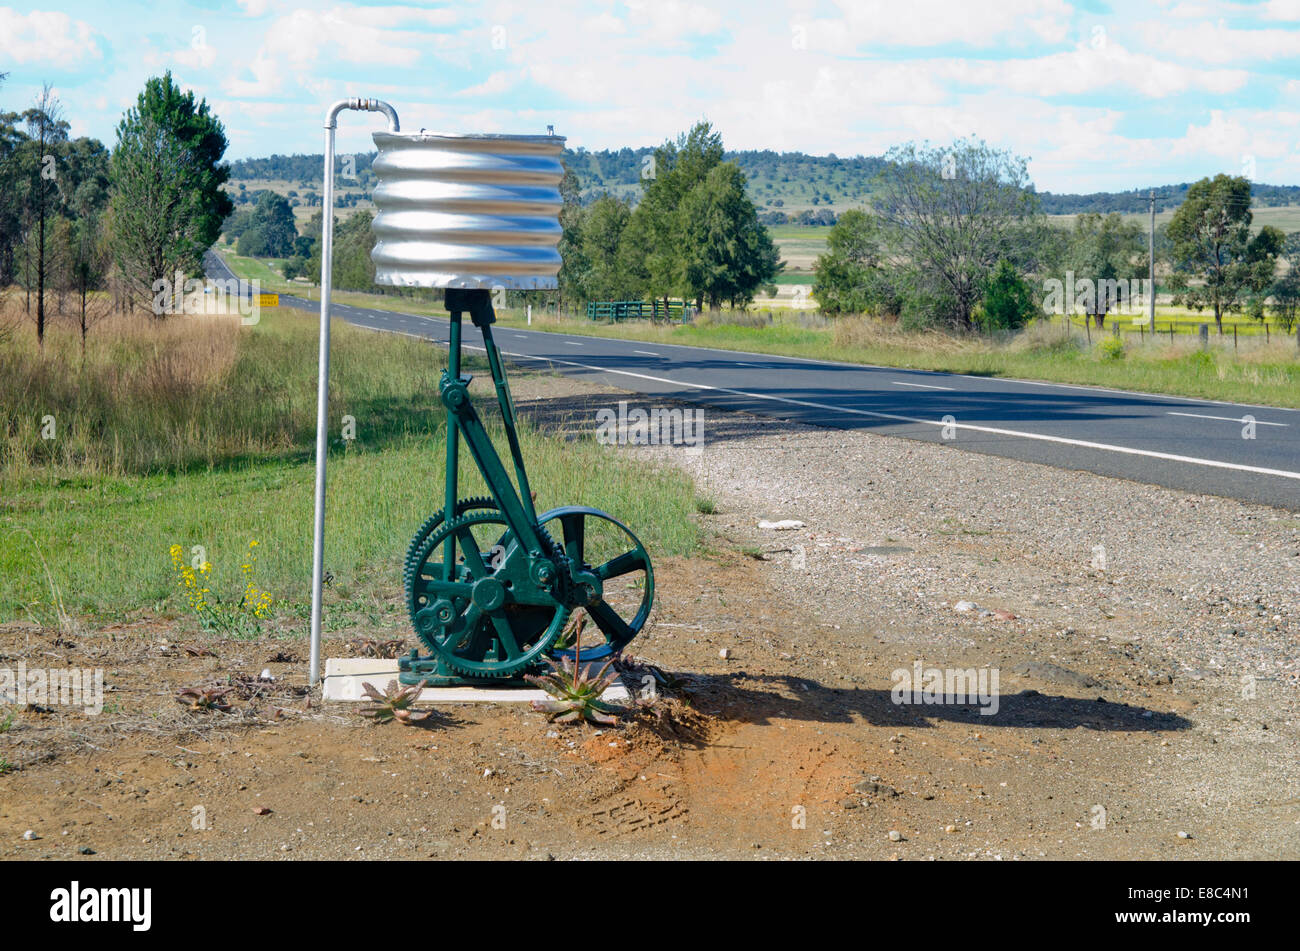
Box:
left=310, top=98, right=400, bottom=688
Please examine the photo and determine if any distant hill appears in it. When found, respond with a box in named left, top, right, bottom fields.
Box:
left=223, top=149, right=1300, bottom=220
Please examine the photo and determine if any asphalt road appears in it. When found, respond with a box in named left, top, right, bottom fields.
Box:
left=203, top=253, right=1300, bottom=510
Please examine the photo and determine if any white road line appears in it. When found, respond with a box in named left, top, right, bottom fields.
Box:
left=634, top=350, right=660, bottom=356
left=893, top=381, right=954, bottom=391
left=1168, top=411, right=1288, bottom=427
left=564, top=341, right=584, bottom=346
left=459, top=344, right=1300, bottom=483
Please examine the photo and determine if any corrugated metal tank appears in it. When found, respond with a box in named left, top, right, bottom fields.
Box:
left=369, top=131, right=565, bottom=290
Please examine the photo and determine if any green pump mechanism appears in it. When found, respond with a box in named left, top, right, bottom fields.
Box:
left=397, top=288, right=654, bottom=686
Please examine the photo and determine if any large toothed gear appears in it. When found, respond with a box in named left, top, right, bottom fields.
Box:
left=406, top=508, right=570, bottom=678
left=402, top=496, right=499, bottom=591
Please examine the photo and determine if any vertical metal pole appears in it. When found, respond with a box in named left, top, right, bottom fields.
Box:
left=310, top=98, right=399, bottom=688
left=1148, top=189, right=1156, bottom=336
left=443, top=312, right=462, bottom=579
left=309, top=119, right=336, bottom=690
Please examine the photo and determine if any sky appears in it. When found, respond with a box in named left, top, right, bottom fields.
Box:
left=2, top=0, right=1299, bottom=193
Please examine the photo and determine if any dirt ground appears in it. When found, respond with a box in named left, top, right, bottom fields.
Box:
left=2, top=369, right=1297, bottom=860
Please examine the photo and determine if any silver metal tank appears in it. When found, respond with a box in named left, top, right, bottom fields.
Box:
left=369, top=131, right=565, bottom=290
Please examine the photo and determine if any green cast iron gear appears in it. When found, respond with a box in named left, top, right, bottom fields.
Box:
left=402, top=495, right=499, bottom=590
left=407, top=509, right=570, bottom=678
left=538, top=506, right=654, bottom=661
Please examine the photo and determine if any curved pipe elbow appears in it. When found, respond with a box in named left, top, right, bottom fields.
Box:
left=324, top=98, right=400, bottom=132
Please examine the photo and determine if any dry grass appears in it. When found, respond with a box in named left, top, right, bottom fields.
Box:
left=0, top=293, right=247, bottom=478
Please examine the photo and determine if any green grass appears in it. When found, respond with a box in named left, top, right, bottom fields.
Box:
left=0, top=302, right=697, bottom=626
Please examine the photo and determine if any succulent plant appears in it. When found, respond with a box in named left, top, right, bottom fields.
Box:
left=360, top=679, right=430, bottom=725
left=526, top=655, right=622, bottom=725
left=175, top=685, right=234, bottom=713
left=552, top=613, right=586, bottom=652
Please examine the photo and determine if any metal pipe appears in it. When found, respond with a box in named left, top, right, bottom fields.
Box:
left=310, top=98, right=399, bottom=688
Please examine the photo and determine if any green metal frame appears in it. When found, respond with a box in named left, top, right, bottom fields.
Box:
left=400, top=289, right=654, bottom=686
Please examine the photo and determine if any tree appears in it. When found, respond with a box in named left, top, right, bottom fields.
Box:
left=17, top=85, right=70, bottom=346
left=627, top=121, right=725, bottom=299
left=677, top=163, right=779, bottom=310
left=0, top=99, right=27, bottom=287
left=812, top=209, right=898, bottom=315
left=108, top=72, right=233, bottom=312
left=1066, top=212, right=1147, bottom=328
left=873, top=138, right=1038, bottom=330
left=556, top=164, right=587, bottom=310
left=979, top=259, right=1036, bottom=331
left=1167, top=175, right=1282, bottom=332
left=60, top=208, right=111, bottom=359
left=576, top=194, right=633, bottom=301
left=236, top=191, right=297, bottom=257
left=307, top=210, right=374, bottom=291
left=1270, top=232, right=1300, bottom=334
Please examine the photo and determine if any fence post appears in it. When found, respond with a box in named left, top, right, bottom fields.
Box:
left=1234, top=325, right=1238, bottom=351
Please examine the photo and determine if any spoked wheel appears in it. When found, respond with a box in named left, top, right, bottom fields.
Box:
left=406, top=509, right=571, bottom=678
left=539, top=506, right=654, bottom=661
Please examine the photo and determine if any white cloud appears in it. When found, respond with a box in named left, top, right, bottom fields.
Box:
left=456, top=72, right=516, bottom=97
left=224, top=4, right=459, bottom=97
left=792, top=0, right=1074, bottom=52
left=1138, top=18, right=1300, bottom=63
left=623, top=0, right=725, bottom=43
left=951, top=42, right=1249, bottom=97
left=1262, top=0, right=1300, bottom=21
left=0, top=8, right=101, bottom=67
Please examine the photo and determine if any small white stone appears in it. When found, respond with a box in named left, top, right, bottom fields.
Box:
left=954, top=601, right=978, bottom=613
left=718, top=648, right=730, bottom=659
left=888, top=830, right=903, bottom=842
left=1177, top=831, right=1192, bottom=839
left=758, top=519, right=806, bottom=531
left=23, top=830, right=38, bottom=841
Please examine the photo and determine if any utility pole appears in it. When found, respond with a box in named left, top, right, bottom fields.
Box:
left=1148, top=189, right=1156, bottom=335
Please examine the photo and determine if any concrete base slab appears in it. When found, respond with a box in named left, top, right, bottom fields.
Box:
left=321, top=657, right=630, bottom=704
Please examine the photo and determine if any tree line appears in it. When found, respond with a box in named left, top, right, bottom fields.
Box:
left=0, top=71, right=233, bottom=351
left=812, top=139, right=1300, bottom=334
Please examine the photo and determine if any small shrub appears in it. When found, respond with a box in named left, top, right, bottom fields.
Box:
left=526, top=655, right=622, bottom=725
left=1099, top=336, right=1126, bottom=361
left=360, top=679, right=431, bottom=725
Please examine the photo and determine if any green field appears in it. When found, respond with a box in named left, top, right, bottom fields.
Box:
left=0, top=300, right=697, bottom=628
